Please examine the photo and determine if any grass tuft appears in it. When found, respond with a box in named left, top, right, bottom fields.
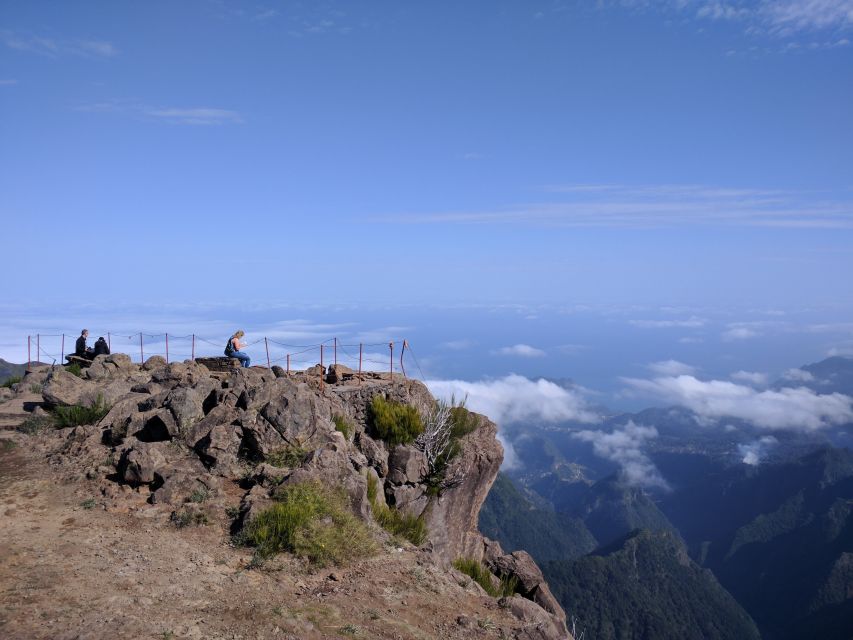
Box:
left=66, top=362, right=82, bottom=377
left=366, top=473, right=427, bottom=546
left=80, top=498, right=96, bottom=509
left=53, top=394, right=110, bottom=428
left=17, top=415, right=54, bottom=435
left=333, top=414, right=353, bottom=439
left=265, top=444, right=308, bottom=468
left=368, top=396, right=423, bottom=445
left=1, top=376, right=21, bottom=389
left=453, top=558, right=519, bottom=598
left=242, top=481, right=375, bottom=567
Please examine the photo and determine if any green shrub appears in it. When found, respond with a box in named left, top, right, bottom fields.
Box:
left=1, top=376, right=21, bottom=389
left=243, top=481, right=375, bottom=566
left=53, top=394, right=110, bottom=428
left=366, top=474, right=427, bottom=546
left=333, top=414, right=353, bottom=439
left=171, top=508, right=209, bottom=528
left=80, top=498, right=96, bottom=510
left=189, top=487, right=210, bottom=503
left=16, top=415, right=54, bottom=435
left=368, top=396, right=423, bottom=445
left=450, top=404, right=479, bottom=440
left=453, top=557, right=519, bottom=598
left=265, top=444, right=308, bottom=468
left=66, top=362, right=82, bottom=377
left=29, top=383, right=43, bottom=394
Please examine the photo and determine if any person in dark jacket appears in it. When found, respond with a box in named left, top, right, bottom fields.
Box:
left=93, top=336, right=110, bottom=357
left=75, top=329, right=94, bottom=360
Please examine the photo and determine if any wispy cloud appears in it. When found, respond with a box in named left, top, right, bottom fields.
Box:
left=731, top=370, right=769, bottom=385
left=0, top=79, right=17, bottom=86
left=648, top=360, right=697, bottom=376
left=2, top=31, right=118, bottom=58
left=631, top=316, right=707, bottom=329
left=722, top=326, right=761, bottom=341
left=738, top=435, right=778, bottom=465
left=573, top=421, right=670, bottom=490
left=76, top=101, right=244, bottom=126
left=493, top=344, right=546, bottom=357
left=622, top=373, right=853, bottom=431
left=375, top=184, right=853, bottom=229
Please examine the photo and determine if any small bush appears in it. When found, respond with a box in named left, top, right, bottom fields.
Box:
left=333, top=414, right=352, bottom=439
left=366, top=474, right=427, bottom=546
left=66, top=362, right=82, bottom=377
left=1, top=440, right=16, bottom=452
left=29, top=383, right=43, bottom=394
left=189, top=487, right=210, bottom=503
left=80, top=498, right=96, bottom=510
left=1, top=376, right=21, bottom=389
left=368, top=396, right=423, bottom=445
left=171, top=508, right=209, bottom=528
left=53, top=394, right=110, bottom=428
left=265, top=444, right=308, bottom=468
left=16, top=415, right=54, bottom=435
left=453, top=558, right=519, bottom=598
left=242, top=481, right=375, bottom=566
left=450, top=404, right=479, bottom=440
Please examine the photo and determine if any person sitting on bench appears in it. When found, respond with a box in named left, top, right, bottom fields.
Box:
left=75, top=329, right=95, bottom=360
left=93, top=336, right=110, bottom=357
left=225, top=330, right=251, bottom=368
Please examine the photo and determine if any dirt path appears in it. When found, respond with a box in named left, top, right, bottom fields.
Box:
left=0, top=403, right=526, bottom=640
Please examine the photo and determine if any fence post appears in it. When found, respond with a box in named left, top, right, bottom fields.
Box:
left=334, top=338, right=337, bottom=367
left=358, top=343, right=363, bottom=375
left=400, top=339, right=408, bottom=378
left=165, top=333, right=169, bottom=364
left=37, top=334, right=40, bottom=364
left=191, top=334, right=195, bottom=361
left=265, top=337, right=271, bottom=369
left=61, top=334, right=65, bottom=363
left=107, top=332, right=111, bottom=352
left=320, top=344, right=324, bottom=370
left=286, top=353, right=290, bottom=374
left=27, top=335, right=31, bottom=370
left=389, top=341, right=394, bottom=379
left=139, top=333, right=144, bottom=364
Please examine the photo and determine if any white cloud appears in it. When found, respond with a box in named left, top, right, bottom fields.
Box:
left=722, top=326, right=761, bottom=341
left=145, top=108, right=243, bottom=126
left=631, top=316, right=707, bottom=328
left=783, top=367, right=815, bottom=382
left=731, top=370, right=769, bottom=385
left=738, top=436, right=778, bottom=465
left=573, top=421, right=670, bottom=490
left=678, top=336, right=705, bottom=344
left=76, top=40, right=118, bottom=57
left=762, top=0, right=853, bottom=33
left=376, top=184, right=853, bottom=229
left=439, top=340, right=475, bottom=350
left=426, top=374, right=600, bottom=426
left=622, top=374, right=853, bottom=431
left=648, top=360, right=697, bottom=376
left=493, top=344, right=546, bottom=358
left=2, top=31, right=118, bottom=57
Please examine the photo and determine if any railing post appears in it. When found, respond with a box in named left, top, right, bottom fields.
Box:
left=265, top=337, right=271, bottom=369
left=191, top=334, right=195, bottom=361
left=334, top=338, right=337, bottom=366
left=107, top=332, right=111, bottom=352
left=61, top=334, right=65, bottom=363
left=165, top=333, right=169, bottom=364
left=139, top=333, right=144, bottom=364
left=320, top=344, right=324, bottom=370
left=36, top=333, right=40, bottom=364
left=389, top=341, right=394, bottom=378
left=358, top=343, right=363, bottom=375
left=27, top=335, right=31, bottom=370
left=400, top=339, right=408, bottom=378
left=286, top=353, right=290, bottom=374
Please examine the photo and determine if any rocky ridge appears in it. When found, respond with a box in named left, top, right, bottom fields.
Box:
left=1, top=356, right=570, bottom=640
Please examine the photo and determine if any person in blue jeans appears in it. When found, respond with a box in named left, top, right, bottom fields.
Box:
left=225, top=330, right=251, bottom=367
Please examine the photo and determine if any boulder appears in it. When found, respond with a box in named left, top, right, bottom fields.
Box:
left=98, top=394, right=147, bottom=445
left=143, top=356, right=167, bottom=371
left=271, top=365, right=287, bottom=378
left=387, top=445, right=428, bottom=485
left=388, top=484, right=429, bottom=518
left=152, top=464, right=220, bottom=505
left=132, top=409, right=179, bottom=442
left=488, top=550, right=566, bottom=625
left=42, top=368, right=92, bottom=406
left=240, top=415, right=287, bottom=460
left=194, top=422, right=243, bottom=476
left=164, top=386, right=205, bottom=437
left=355, top=431, right=389, bottom=476
left=500, top=595, right=569, bottom=640
left=304, top=364, right=325, bottom=377
left=119, top=442, right=168, bottom=485
left=326, top=363, right=354, bottom=383
left=259, top=379, right=336, bottom=446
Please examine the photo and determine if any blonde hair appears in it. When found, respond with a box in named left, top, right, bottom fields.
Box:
left=234, top=330, right=245, bottom=338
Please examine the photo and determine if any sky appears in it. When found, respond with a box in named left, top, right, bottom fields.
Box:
left=2, top=1, right=853, bottom=423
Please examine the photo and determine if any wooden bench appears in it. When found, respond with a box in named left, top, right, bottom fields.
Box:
left=65, top=355, right=93, bottom=368
left=195, top=357, right=243, bottom=372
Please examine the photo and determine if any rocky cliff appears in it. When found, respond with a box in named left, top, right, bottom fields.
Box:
left=4, top=356, right=569, bottom=640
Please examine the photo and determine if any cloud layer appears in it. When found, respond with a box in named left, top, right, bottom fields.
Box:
left=573, top=421, right=670, bottom=490
left=623, top=374, right=853, bottom=431
left=493, top=344, right=545, bottom=358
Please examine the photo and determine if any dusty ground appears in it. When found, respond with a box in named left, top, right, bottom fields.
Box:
left=0, top=395, right=527, bottom=640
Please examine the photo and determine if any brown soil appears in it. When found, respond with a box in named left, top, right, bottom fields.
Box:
left=0, top=403, right=528, bottom=640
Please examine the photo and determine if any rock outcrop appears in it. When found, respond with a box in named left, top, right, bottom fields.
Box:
left=28, top=358, right=571, bottom=639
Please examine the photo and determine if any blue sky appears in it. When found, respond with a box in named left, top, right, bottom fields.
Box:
left=2, top=1, right=853, bottom=408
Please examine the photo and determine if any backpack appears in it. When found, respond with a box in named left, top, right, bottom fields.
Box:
left=225, top=337, right=235, bottom=356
